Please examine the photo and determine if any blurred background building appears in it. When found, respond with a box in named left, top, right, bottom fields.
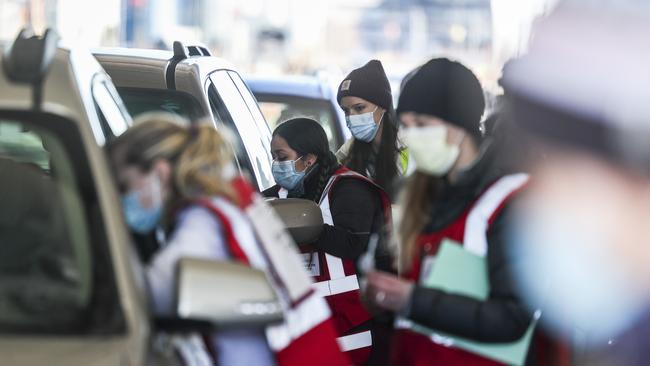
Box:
left=0, top=0, right=558, bottom=93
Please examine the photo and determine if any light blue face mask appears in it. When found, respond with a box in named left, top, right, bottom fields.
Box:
left=121, top=175, right=163, bottom=234
left=272, top=156, right=306, bottom=191
left=346, top=107, right=384, bottom=143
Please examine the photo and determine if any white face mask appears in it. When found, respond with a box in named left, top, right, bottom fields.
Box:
left=401, top=125, right=462, bottom=176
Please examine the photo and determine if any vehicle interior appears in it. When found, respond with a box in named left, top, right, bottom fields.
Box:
left=255, top=93, right=343, bottom=150
left=0, top=113, right=124, bottom=335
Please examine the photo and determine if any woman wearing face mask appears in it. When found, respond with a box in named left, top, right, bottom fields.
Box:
left=363, top=59, right=535, bottom=365
left=109, top=113, right=348, bottom=366
left=336, top=60, right=410, bottom=199
left=263, top=118, right=393, bottom=366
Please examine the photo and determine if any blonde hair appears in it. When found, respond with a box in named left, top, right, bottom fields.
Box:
left=398, top=172, right=440, bottom=272
left=109, top=112, right=238, bottom=205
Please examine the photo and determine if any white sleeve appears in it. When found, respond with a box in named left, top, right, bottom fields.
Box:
left=146, top=205, right=276, bottom=366
left=146, top=206, right=229, bottom=315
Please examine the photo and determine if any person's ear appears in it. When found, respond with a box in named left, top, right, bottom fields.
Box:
left=305, top=153, right=318, bottom=167
left=375, top=107, right=386, bottom=123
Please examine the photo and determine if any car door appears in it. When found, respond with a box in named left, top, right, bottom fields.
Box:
left=91, top=74, right=133, bottom=142
left=0, top=111, right=145, bottom=365
left=207, top=71, right=275, bottom=191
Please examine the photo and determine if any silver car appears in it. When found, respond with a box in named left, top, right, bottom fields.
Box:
left=0, top=30, right=300, bottom=366
left=93, top=43, right=275, bottom=191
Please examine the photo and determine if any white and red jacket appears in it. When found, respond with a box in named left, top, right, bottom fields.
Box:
left=279, top=167, right=392, bottom=364
left=196, top=177, right=349, bottom=366
left=393, top=173, right=529, bottom=366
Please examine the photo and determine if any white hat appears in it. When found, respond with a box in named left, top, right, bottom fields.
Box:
left=503, top=1, right=650, bottom=163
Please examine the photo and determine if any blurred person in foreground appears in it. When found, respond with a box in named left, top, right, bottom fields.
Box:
left=363, top=58, right=535, bottom=365
left=108, top=113, right=348, bottom=366
left=336, top=60, right=411, bottom=199
left=502, top=2, right=650, bottom=365
left=263, top=117, right=393, bottom=365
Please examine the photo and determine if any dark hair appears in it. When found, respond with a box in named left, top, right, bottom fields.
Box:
left=344, top=111, right=400, bottom=198
left=273, top=118, right=340, bottom=202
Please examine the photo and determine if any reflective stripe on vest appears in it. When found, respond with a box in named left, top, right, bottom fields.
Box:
left=337, top=330, right=373, bottom=352
left=278, top=179, right=364, bottom=297
left=395, top=173, right=530, bottom=341
left=312, top=170, right=373, bottom=297
left=312, top=274, right=360, bottom=297
left=463, top=173, right=530, bottom=257
left=266, top=292, right=333, bottom=351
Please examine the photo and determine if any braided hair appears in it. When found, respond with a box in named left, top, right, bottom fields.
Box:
left=273, top=118, right=340, bottom=202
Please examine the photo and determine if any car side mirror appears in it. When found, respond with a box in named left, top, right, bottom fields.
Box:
left=175, top=258, right=283, bottom=328
left=267, top=198, right=324, bottom=244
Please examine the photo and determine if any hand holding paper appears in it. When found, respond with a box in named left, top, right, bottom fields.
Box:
left=365, top=270, right=414, bottom=312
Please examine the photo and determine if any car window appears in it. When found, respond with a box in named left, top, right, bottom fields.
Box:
left=116, top=87, right=204, bottom=121
left=207, top=82, right=254, bottom=183
left=0, top=114, right=124, bottom=334
left=209, top=71, right=274, bottom=190
left=228, top=72, right=273, bottom=153
left=92, top=77, right=130, bottom=141
left=255, top=94, right=342, bottom=150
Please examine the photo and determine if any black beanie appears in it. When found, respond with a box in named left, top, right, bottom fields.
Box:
left=337, top=60, right=393, bottom=111
left=397, top=58, right=485, bottom=140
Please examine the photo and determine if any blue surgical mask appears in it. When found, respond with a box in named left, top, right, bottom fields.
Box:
left=121, top=174, right=163, bottom=234
left=272, top=156, right=306, bottom=191
left=346, top=107, right=383, bottom=142
left=510, top=200, right=648, bottom=343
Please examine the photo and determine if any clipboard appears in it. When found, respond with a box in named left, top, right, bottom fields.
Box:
left=408, top=239, right=538, bottom=366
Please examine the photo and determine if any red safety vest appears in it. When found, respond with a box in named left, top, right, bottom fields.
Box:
left=279, top=167, right=392, bottom=365
left=196, top=177, right=349, bottom=366
left=392, top=173, right=529, bottom=366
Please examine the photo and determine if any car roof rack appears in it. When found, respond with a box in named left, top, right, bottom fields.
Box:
left=172, top=41, right=189, bottom=60
left=187, top=45, right=211, bottom=56
left=172, top=41, right=211, bottom=59
left=167, top=41, right=212, bottom=90
left=2, top=28, right=59, bottom=110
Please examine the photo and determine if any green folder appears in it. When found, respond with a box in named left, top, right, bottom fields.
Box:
left=408, top=239, right=538, bottom=366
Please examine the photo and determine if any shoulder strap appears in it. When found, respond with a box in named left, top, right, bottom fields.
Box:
left=319, top=167, right=393, bottom=233
left=463, top=173, right=530, bottom=257
left=194, top=199, right=250, bottom=265
left=230, top=176, right=256, bottom=208
left=319, top=167, right=373, bottom=203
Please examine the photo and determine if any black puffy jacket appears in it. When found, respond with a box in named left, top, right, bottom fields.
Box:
left=404, top=141, right=534, bottom=344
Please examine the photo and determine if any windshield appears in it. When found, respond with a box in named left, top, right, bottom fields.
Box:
left=117, top=87, right=204, bottom=121
left=0, top=113, right=124, bottom=335
left=255, top=94, right=343, bottom=151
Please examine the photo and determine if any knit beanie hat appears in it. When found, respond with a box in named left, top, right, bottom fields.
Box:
left=397, top=58, right=485, bottom=140
left=337, top=60, right=393, bottom=111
